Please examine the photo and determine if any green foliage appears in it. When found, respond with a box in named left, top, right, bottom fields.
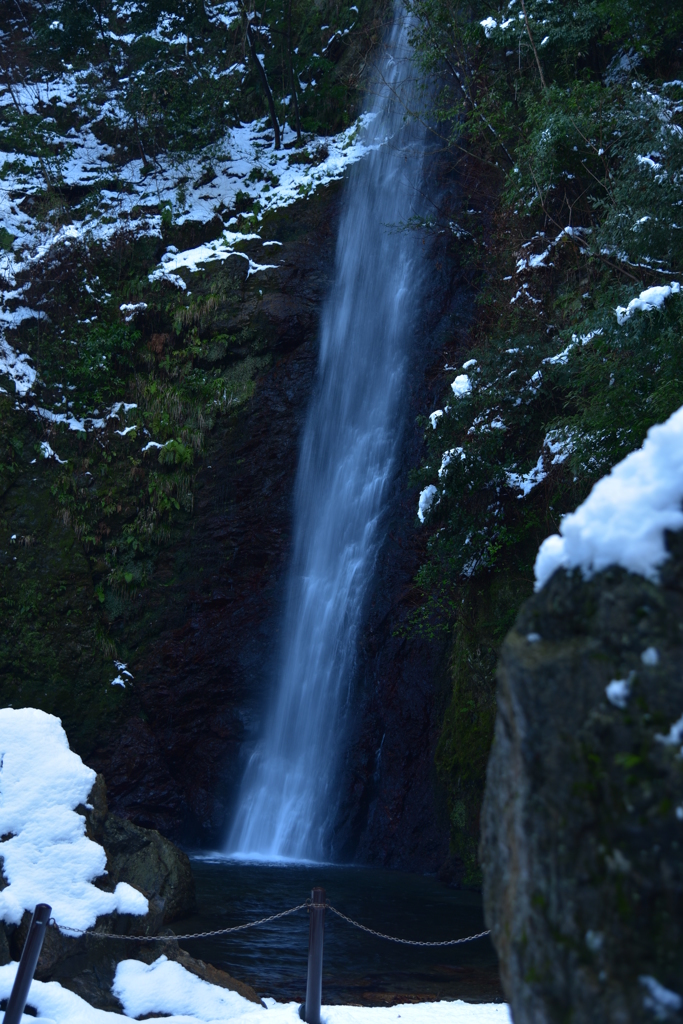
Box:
left=409, top=0, right=683, bottom=597
left=407, top=0, right=683, bottom=869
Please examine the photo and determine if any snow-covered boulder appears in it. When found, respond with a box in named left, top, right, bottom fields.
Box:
left=0, top=708, right=200, bottom=1011
left=0, top=708, right=148, bottom=932
left=481, top=410, right=683, bottom=1022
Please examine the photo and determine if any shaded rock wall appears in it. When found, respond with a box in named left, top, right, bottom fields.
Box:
left=87, top=189, right=342, bottom=843
left=91, top=157, right=472, bottom=863
left=481, top=535, right=683, bottom=1023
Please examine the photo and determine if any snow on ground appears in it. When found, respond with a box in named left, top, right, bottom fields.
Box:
left=0, top=958, right=511, bottom=1024
left=0, top=110, right=374, bottom=304
left=115, top=957, right=510, bottom=1023
left=534, top=403, right=683, bottom=590
left=0, top=708, right=147, bottom=931
left=0, top=708, right=508, bottom=1023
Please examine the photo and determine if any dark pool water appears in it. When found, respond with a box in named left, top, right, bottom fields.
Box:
left=173, top=859, right=503, bottom=1006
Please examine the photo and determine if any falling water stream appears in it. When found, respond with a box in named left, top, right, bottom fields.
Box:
left=227, top=4, right=427, bottom=861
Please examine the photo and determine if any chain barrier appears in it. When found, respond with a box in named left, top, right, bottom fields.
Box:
left=50, top=902, right=311, bottom=942
left=325, top=904, right=490, bottom=946
left=49, top=899, right=490, bottom=946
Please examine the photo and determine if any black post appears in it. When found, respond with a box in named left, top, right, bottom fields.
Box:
left=303, top=887, right=325, bottom=1024
left=4, top=903, right=51, bottom=1024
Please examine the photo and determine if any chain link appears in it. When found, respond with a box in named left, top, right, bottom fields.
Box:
left=325, top=904, right=490, bottom=946
left=50, top=902, right=310, bottom=942
left=48, top=899, right=490, bottom=947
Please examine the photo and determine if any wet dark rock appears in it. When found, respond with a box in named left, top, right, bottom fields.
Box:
left=82, top=773, right=195, bottom=925
left=481, top=533, right=683, bottom=1023
left=0, top=921, right=9, bottom=966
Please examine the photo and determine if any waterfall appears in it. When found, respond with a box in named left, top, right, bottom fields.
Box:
left=226, top=3, right=427, bottom=862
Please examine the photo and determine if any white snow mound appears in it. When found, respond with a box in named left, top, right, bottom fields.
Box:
left=0, top=959, right=511, bottom=1023
left=534, top=404, right=683, bottom=590
left=615, top=282, right=680, bottom=324
left=0, top=707, right=148, bottom=931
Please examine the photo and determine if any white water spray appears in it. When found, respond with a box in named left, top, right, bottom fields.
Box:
left=227, top=5, right=427, bottom=862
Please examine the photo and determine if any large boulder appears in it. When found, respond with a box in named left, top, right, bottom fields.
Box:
left=481, top=533, right=683, bottom=1023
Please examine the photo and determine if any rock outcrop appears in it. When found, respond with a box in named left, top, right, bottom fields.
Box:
left=83, top=773, right=196, bottom=926
left=481, top=534, right=683, bottom=1022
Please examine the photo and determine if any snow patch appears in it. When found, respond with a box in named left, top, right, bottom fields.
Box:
left=654, top=712, right=683, bottom=753
left=639, top=975, right=683, bottom=1017
left=0, top=708, right=148, bottom=931
left=534, top=404, right=683, bottom=590
left=439, top=447, right=465, bottom=478
left=120, top=302, right=148, bottom=321
left=615, top=282, right=680, bottom=324
left=418, top=484, right=438, bottom=523
left=451, top=374, right=472, bottom=398
left=606, top=676, right=632, bottom=709
left=0, top=336, right=37, bottom=395
left=40, top=441, right=67, bottom=464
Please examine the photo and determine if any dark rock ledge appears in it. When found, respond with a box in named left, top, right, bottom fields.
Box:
left=0, top=774, right=260, bottom=1013
left=481, top=532, right=683, bottom=1023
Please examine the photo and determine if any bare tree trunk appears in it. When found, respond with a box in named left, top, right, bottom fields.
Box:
left=287, top=0, right=302, bottom=143
left=519, top=0, right=547, bottom=90
left=241, top=3, right=281, bottom=149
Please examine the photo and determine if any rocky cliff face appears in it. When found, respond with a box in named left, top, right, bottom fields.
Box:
left=88, top=158, right=471, bottom=860
left=86, top=189, right=342, bottom=842
left=481, top=535, right=683, bottom=1023
left=1, top=150, right=470, bottom=867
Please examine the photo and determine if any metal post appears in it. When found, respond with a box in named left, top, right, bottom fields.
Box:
left=4, top=903, right=51, bottom=1024
left=303, top=887, right=325, bottom=1024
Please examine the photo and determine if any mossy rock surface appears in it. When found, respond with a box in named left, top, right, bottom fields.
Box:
left=481, top=535, right=683, bottom=1023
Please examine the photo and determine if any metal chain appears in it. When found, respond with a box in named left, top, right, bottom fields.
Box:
left=325, top=904, right=490, bottom=946
left=48, top=899, right=490, bottom=947
left=50, top=902, right=310, bottom=942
